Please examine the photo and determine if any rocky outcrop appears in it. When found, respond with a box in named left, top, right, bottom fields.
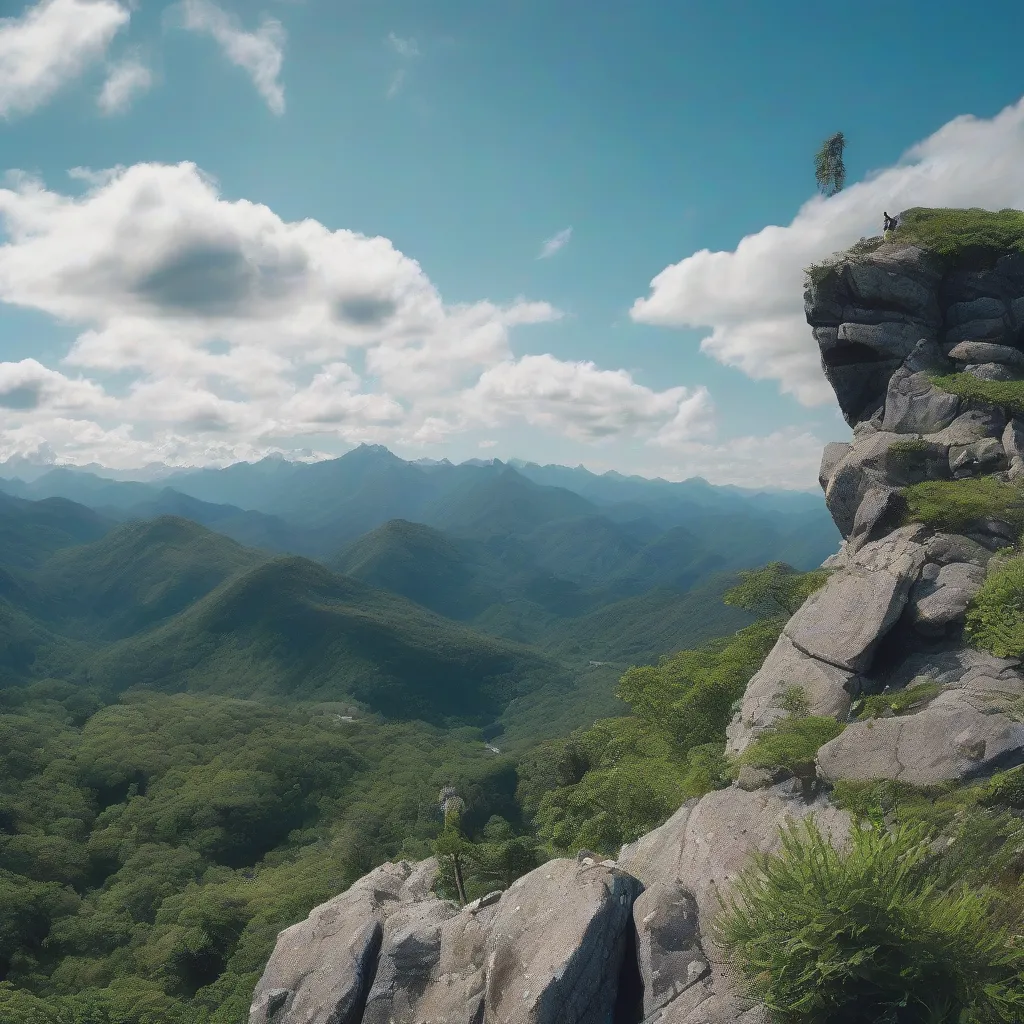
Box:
left=251, top=229, right=1024, bottom=1024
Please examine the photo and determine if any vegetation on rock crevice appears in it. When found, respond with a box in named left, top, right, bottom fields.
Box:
left=965, top=552, right=1024, bottom=658
left=804, top=205, right=1024, bottom=288
left=930, top=373, right=1024, bottom=418
left=899, top=476, right=1024, bottom=534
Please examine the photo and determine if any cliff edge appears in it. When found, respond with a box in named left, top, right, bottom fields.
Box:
left=248, top=210, right=1024, bottom=1024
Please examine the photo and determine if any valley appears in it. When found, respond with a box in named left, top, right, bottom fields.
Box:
left=0, top=448, right=836, bottom=1022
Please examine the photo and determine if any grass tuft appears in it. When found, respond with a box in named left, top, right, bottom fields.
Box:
left=853, top=681, right=942, bottom=721
left=930, top=373, right=1024, bottom=417
left=738, top=715, right=844, bottom=779
left=900, top=476, right=1024, bottom=534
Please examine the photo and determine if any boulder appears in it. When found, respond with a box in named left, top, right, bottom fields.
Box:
left=880, top=367, right=960, bottom=434
left=924, top=532, right=993, bottom=567
left=848, top=487, right=902, bottom=551
left=821, top=356, right=904, bottom=428
left=818, top=441, right=851, bottom=492
left=249, top=861, right=421, bottom=1024
left=360, top=899, right=459, bottom=1024
left=945, top=320, right=1011, bottom=347
left=945, top=297, right=1009, bottom=326
left=1013, top=296, right=1024, bottom=326
left=633, top=882, right=708, bottom=1020
left=1003, top=417, right=1024, bottom=460
left=816, top=705, right=1024, bottom=786
left=948, top=341, right=1024, bottom=368
left=728, top=634, right=856, bottom=755
left=483, top=859, right=641, bottom=1024
left=906, top=561, right=987, bottom=636
left=949, top=436, right=1007, bottom=477
left=926, top=405, right=1006, bottom=447
left=964, top=362, right=1021, bottom=382
left=783, top=535, right=925, bottom=673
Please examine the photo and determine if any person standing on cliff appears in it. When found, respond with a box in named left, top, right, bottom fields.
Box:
left=883, top=211, right=898, bottom=240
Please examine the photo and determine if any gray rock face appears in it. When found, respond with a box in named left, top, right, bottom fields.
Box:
left=633, top=882, right=707, bottom=1019
left=843, top=247, right=941, bottom=324
left=945, top=320, right=1011, bottom=346
left=946, top=297, right=1008, bottom=326
left=620, top=785, right=848, bottom=1024
left=360, top=899, right=458, bottom=1024
left=926, top=405, right=1006, bottom=447
left=880, top=367, right=960, bottom=434
left=837, top=321, right=930, bottom=361
left=783, top=526, right=926, bottom=672
left=906, top=561, right=987, bottom=636
left=728, top=634, right=855, bottom=755
left=965, top=362, right=1022, bottom=381
left=816, top=706, right=1024, bottom=786
left=818, top=441, right=851, bottom=492
left=1003, top=417, right=1024, bottom=460
left=250, top=861, right=428, bottom=1024
left=950, top=437, right=1007, bottom=477
left=483, top=859, right=640, bottom=1024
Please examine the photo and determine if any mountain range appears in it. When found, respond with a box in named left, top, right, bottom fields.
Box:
left=0, top=446, right=838, bottom=739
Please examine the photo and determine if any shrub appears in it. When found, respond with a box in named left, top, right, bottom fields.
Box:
left=716, top=819, right=1024, bottom=1024
left=930, top=373, right=1024, bottom=417
left=965, top=555, right=1024, bottom=658
left=854, top=681, right=942, bottom=721
left=901, top=476, right=1024, bottom=534
left=738, top=716, right=845, bottom=779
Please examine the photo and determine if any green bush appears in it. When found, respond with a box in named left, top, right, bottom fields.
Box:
left=738, top=716, right=845, bottom=779
left=930, top=373, right=1024, bottom=417
left=854, top=681, right=942, bottom=720
left=965, top=555, right=1024, bottom=657
left=716, top=819, right=1024, bottom=1024
left=724, top=563, right=830, bottom=619
left=901, top=476, right=1024, bottom=534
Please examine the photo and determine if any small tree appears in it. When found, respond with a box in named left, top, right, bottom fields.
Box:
left=434, top=786, right=469, bottom=905
left=815, top=132, right=846, bottom=197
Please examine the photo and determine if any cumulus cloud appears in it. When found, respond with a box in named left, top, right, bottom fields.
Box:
left=631, top=95, right=1024, bottom=405
left=178, top=0, right=285, bottom=114
left=97, top=50, right=152, bottom=114
left=463, top=354, right=714, bottom=443
left=538, top=227, right=572, bottom=259
left=0, top=0, right=129, bottom=118
left=0, top=161, right=708, bottom=470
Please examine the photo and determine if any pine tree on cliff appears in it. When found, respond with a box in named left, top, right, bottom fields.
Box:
left=814, top=132, right=846, bottom=196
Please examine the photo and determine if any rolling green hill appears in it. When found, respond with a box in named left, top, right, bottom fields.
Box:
left=87, top=555, right=571, bottom=724
left=0, top=490, right=112, bottom=570
left=32, top=516, right=268, bottom=640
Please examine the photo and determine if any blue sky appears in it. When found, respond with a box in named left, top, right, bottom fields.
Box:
left=1, top=0, right=1024, bottom=487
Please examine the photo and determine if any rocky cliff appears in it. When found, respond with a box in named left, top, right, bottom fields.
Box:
left=248, top=229, right=1024, bottom=1024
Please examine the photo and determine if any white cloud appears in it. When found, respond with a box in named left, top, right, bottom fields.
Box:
left=386, top=32, right=418, bottom=58
left=538, top=227, right=572, bottom=259
left=178, top=0, right=285, bottom=115
left=461, top=353, right=714, bottom=443
left=0, top=0, right=129, bottom=118
left=97, top=50, right=152, bottom=114
left=631, top=95, right=1024, bottom=406
left=0, top=161, right=704, bottom=469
